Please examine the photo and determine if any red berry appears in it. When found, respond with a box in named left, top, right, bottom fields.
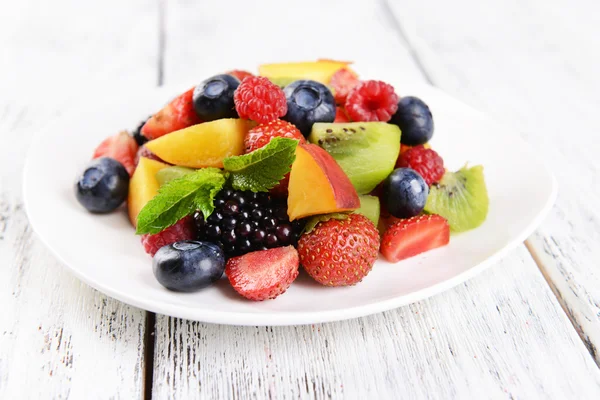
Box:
left=141, top=217, right=196, bottom=257
left=396, top=145, right=445, bottom=186
left=334, top=107, right=350, bottom=123
left=93, top=131, right=138, bottom=176
left=245, top=120, right=305, bottom=153
left=226, top=70, right=254, bottom=81
left=244, top=120, right=305, bottom=197
left=380, top=214, right=450, bottom=263
left=234, top=76, right=287, bottom=124
left=298, top=214, right=380, bottom=286
left=345, top=80, right=399, bottom=122
left=329, top=68, right=360, bottom=105
left=141, top=87, right=203, bottom=140
left=134, top=145, right=167, bottom=167
left=225, top=246, right=299, bottom=301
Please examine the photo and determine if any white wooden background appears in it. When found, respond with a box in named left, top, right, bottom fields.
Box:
left=2, top=0, right=600, bottom=398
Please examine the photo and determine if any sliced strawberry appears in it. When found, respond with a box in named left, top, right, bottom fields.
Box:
left=329, top=68, right=360, bottom=105
left=92, top=130, right=138, bottom=176
left=225, top=246, right=299, bottom=301
left=334, top=107, right=350, bottom=123
left=380, top=214, right=450, bottom=262
left=141, top=87, right=203, bottom=140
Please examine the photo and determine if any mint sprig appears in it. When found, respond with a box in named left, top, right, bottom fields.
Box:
left=135, top=138, right=299, bottom=235
left=223, top=137, right=298, bottom=192
left=136, top=168, right=226, bottom=235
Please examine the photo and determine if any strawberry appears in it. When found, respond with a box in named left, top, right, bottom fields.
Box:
left=92, top=130, right=138, bottom=176
left=298, top=214, right=380, bottom=286
left=225, top=246, right=299, bottom=301
left=329, top=67, right=360, bottom=105
left=244, top=120, right=306, bottom=197
left=334, top=107, right=350, bottom=123
left=380, top=214, right=450, bottom=263
left=141, top=87, right=202, bottom=140
left=140, top=216, right=196, bottom=257
left=226, top=69, right=254, bottom=81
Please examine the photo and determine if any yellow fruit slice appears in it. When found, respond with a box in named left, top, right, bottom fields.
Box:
left=259, top=60, right=350, bottom=84
left=145, top=119, right=253, bottom=168
left=128, top=157, right=170, bottom=226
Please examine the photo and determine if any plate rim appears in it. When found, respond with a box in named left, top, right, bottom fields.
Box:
left=22, top=82, right=558, bottom=326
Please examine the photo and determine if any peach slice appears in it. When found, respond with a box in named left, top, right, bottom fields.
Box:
left=258, top=60, right=351, bottom=84
left=287, top=143, right=360, bottom=221
left=145, top=119, right=252, bottom=168
left=128, top=157, right=170, bottom=226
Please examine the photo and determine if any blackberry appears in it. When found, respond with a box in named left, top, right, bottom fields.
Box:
left=131, top=117, right=150, bottom=146
left=194, top=188, right=305, bottom=258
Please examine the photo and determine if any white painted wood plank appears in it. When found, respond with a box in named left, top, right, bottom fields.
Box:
left=0, top=0, right=158, bottom=397
left=152, top=0, right=600, bottom=397
left=152, top=248, right=600, bottom=399
left=385, top=0, right=600, bottom=363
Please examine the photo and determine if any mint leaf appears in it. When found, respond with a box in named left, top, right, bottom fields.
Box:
left=303, top=213, right=349, bottom=234
left=223, top=137, right=298, bottom=192
left=136, top=168, right=225, bottom=235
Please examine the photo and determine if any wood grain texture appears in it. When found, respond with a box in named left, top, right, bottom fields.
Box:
left=152, top=248, right=600, bottom=399
left=385, top=0, right=600, bottom=364
left=151, top=0, right=600, bottom=398
left=0, top=0, right=158, bottom=397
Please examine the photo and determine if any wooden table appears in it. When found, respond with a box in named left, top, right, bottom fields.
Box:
left=2, top=0, right=600, bottom=398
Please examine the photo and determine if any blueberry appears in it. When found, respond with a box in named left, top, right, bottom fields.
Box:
left=153, top=241, right=225, bottom=292
left=382, top=168, right=429, bottom=218
left=389, top=96, right=434, bottom=145
left=75, top=157, right=129, bottom=213
left=192, top=74, right=240, bottom=121
left=282, top=80, right=335, bottom=136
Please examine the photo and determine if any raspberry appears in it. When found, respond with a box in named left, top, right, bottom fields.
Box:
left=329, top=68, right=360, bottom=105
left=141, top=217, right=196, bottom=257
left=345, top=80, right=399, bottom=122
left=396, top=145, right=445, bottom=186
left=334, top=107, right=350, bottom=123
left=244, top=120, right=305, bottom=153
left=226, top=70, right=254, bottom=81
left=234, top=76, right=287, bottom=124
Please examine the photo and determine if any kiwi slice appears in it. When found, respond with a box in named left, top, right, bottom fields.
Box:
left=308, top=122, right=401, bottom=194
left=268, top=77, right=301, bottom=88
left=156, top=166, right=195, bottom=186
left=424, top=165, right=489, bottom=232
left=353, top=195, right=380, bottom=226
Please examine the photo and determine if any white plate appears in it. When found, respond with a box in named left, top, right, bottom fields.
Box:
left=23, top=80, right=557, bottom=326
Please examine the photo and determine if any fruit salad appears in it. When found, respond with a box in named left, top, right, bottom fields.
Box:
left=74, top=60, right=489, bottom=301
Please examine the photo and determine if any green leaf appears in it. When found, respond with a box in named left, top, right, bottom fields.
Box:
left=223, top=137, right=298, bottom=192
left=136, top=168, right=226, bottom=235
left=303, top=213, right=349, bottom=234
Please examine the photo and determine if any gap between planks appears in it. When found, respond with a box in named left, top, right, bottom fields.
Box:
left=142, top=1, right=166, bottom=398
left=381, top=0, right=599, bottom=368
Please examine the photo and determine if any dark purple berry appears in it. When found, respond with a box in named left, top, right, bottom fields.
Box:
left=265, top=233, right=279, bottom=248
left=263, top=217, right=277, bottom=230
left=206, top=225, right=222, bottom=238
left=222, top=217, right=237, bottom=230
left=251, top=229, right=266, bottom=244
left=223, top=200, right=239, bottom=216
left=251, top=209, right=264, bottom=220
left=276, top=224, right=292, bottom=243
left=235, top=222, right=252, bottom=237
left=238, top=239, right=252, bottom=253
left=223, top=229, right=237, bottom=244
